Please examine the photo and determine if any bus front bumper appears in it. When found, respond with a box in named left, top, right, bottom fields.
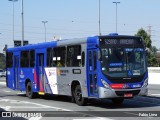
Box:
left=98, top=87, right=148, bottom=98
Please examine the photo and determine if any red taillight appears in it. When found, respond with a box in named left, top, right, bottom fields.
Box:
left=110, top=84, right=124, bottom=89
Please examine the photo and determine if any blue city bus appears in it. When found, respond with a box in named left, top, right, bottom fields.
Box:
left=6, top=34, right=148, bottom=105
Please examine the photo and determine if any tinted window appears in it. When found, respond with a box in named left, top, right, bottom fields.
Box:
left=93, top=51, right=97, bottom=71
left=6, top=52, right=13, bottom=68
left=30, top=50, right=35, bottom=67
left=47, top=47, right=66, bottom=67
left=47, top=48, right=52, bottom=67
left=55, top=47, right=66, bottom=67
left=67, top=45, right=81, bottom=67
left=21, top=51, right=29, bottom=67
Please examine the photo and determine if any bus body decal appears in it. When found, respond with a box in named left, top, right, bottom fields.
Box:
left=45, top=67, right=58, bottom=94
left=39, top=78, right=44, bottom=92
left=34, top=69, right=38, bottom=88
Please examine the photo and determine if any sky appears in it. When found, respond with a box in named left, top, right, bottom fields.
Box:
left=0, top=0, right=160, bottom=52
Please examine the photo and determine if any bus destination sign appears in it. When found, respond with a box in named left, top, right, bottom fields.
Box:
left=102, top=39, right=134, bottom=45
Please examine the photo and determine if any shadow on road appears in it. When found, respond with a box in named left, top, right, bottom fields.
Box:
left=16, top=93, right=160, bottom=109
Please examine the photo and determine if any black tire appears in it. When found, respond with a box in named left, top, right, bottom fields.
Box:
left=26, top=82, right=36, bottom=99
left=112, top=98, right=124, bottom=104
left=74, top=85, right=87, bottom=106
left=71, top=91, right=76, bottom=103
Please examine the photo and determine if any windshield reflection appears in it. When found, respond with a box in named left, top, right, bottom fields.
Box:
left=101, top=47, right=147, bottom=77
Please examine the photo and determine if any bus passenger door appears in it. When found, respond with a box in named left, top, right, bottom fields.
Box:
left=37, top=53, right=45, bottom=93
left=14, top=56, right=19, bottom=89
left=87, top=49, right=98, bottom=97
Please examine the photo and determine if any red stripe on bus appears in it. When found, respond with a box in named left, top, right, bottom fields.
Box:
left=34, top=69, right=37, bottom=85
left=110, top=84, right=124, bottom=89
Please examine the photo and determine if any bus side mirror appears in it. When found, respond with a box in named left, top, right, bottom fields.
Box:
left=98, top=50, right=102, bottom=61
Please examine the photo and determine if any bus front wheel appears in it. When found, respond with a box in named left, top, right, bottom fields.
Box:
left=74, top=85, right=87, bottom=106
left=26, top=82, right=36, bottom=99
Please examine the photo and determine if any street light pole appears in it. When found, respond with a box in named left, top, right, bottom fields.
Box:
left=42, top=21, right=48, bottom=42
left=113, top=2, right=120, bottom=33
left=8, top=0, right=18, bottom=43
left=98, top=0, right=101, bottom=36
left=21, top=0, right=24, bottom=46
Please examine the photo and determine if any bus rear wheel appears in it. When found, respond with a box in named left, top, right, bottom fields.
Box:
left=26, top=82, right=36, bottom=99
left=111, top=98, right=124, bottom=104
left=74, top=85, right=87, bottom=106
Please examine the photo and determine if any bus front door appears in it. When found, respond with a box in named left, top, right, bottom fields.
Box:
left=37, top=53, right=45, bottom=94
left=87, top=49, right=98, bottom=97
left=14, top=56, right=19, bottom=89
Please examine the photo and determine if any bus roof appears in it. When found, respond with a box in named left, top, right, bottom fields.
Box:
left=7, top=35, right=141, bottom=52
left=7, top=41, right=57, bottom=52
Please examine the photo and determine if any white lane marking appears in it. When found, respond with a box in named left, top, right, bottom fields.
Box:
left=73, top=118, right=100, bottom=120
left=150, top=94, right=160, bottom=96
left=5, top=106, right=11, bottom=111
left=1, top=106, right=53, bottom=109
left=98, top=117, right=113, bottom=120
left=0, top=82, right=6, bottom=85
left=0, top=99, right=9, bottom=102
left=3, top=90, right=11, bottom=93
left=0, top=98, right=71, bottom=111
left=73, top=118, right=113, bottom=120
left=29, top=117, right=42, bottom=120
left=17, top=92, right=26, bottom=95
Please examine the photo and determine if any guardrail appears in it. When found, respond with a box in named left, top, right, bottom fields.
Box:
left=148, top=67, right=160, bottom=85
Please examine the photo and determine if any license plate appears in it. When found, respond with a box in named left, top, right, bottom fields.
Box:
left=124, top=93, right=133, bottom=97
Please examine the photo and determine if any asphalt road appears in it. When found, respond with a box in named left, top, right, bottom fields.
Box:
left=0, top=77, right=160, bottom=120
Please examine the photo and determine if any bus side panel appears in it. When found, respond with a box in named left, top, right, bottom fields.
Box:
left=6, top=68, right=15, bottom=89
left=19, top=68, right=34, bottom=91
left=54, top=43, right=88, bottom=97
left=44, top=67, right=58, bottom=94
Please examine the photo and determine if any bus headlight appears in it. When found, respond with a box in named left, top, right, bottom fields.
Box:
left=142, top=78, right=148, bottom=88
left=101, top=79, right=110, bottom=89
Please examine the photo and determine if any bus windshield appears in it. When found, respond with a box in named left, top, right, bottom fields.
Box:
left=100, top=47, right=147, bottom=78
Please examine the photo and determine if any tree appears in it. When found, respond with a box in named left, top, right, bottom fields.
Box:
left=152, top=46, right=158, bottom=54
left=135, top=28, right=158, bottom=67
left=0, top=53, right=6, bottom=69
left=135, top=28, right=152, bottom=49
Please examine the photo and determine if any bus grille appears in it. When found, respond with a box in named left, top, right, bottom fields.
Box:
left=115, top=90, right=140, bottom=97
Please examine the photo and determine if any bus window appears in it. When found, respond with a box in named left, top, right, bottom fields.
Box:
left=89, top=51, right=92, bottom=67
left=82, top=51, right=85, bottom=67
left=6, top=52, right=13, bottom=68
left=21, top=51, right=29, bottom=68
left=52, top=47, right=66, bottom=67
left=93, top=51, right=97, bottom=71
left=67, top=45, right=81, bottom=67
left=47, top=48, right=52, bottom=67
left=56, top=47, right=66, bottom=67
left=30, top=50, right=35, bottom=67
left=52, top=48, right=56, bottom=67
